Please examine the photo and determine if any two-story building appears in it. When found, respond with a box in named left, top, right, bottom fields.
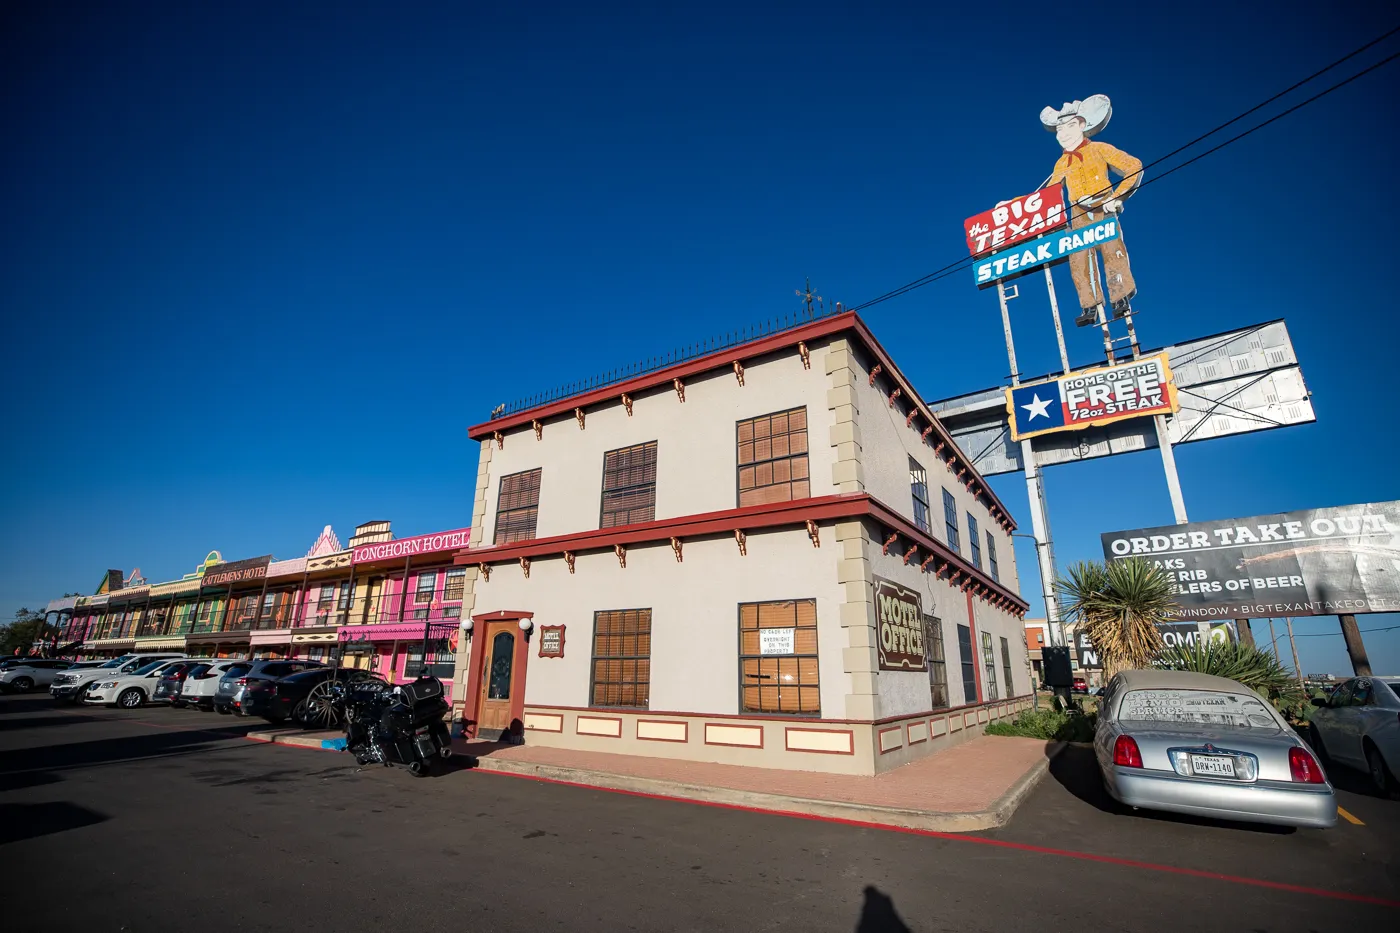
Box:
left=448, top=311, right=1034, bottom=775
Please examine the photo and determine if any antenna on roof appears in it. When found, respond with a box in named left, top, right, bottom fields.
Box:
left=797, top=278, right=822, bottom=320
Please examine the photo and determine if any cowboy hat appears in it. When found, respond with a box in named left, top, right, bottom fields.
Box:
left=1039, top=95, right=1112, bottom=137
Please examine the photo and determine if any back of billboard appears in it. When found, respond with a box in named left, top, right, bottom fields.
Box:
left=1101, top=501, right=1400, bottom=620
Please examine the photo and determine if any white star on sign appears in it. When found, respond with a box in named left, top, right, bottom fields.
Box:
left=1021, top=393, right=1052, bottom=421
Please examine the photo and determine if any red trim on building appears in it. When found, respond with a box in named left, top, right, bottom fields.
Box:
left=455, top=493, right=1027, bottom=612
left=783, top=727, right=856, bottom=755
left=636, top=719, right=690, bottom=743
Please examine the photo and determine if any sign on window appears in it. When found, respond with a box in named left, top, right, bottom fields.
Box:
left=759, top=628, right=795, bottom=656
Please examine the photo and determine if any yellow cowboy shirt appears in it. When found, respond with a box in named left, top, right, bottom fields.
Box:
left=1048, top=140, right=1142, bottom=206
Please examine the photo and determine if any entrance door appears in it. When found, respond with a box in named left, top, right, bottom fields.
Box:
left=477, top=622, right=518, bottom=734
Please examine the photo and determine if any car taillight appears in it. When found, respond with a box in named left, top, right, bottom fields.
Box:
left=236, top=678, right=248, bottom=685
left=1112, top=735, right=1143, bottom=768
left=1289, top=746, right=1325, bottom=784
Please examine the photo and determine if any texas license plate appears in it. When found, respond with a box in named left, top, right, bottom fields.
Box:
left=1190, top=754, right=1236, bottom=777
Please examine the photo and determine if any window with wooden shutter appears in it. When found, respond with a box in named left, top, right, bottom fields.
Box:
left=494, top=468, right=542, bottom=544
left=926, top=616, right=948, bottom=709
left=600, top=441, right=658, bottom=528
left=739, top=599, right=819, bottom=715
left=590, top=608, right=652, bottom=708
left=736, top=407, right=810, bottom=507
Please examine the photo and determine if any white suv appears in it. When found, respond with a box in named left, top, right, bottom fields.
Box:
left=0, top=660, right=76, bottom=692
left=180, top=660, right=252, bottom=711
left=83, top=658, right=190, bottom=709
left=51, top=653, right=187, bottom=704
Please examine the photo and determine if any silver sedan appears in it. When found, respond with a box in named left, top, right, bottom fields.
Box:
left=1095, top=669, right=1335, bottom=829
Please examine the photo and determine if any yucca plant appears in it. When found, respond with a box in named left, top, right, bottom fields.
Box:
left=1056, top=558, right=1175, bottom=678
left=1157, top=639, right=1305, bottom=715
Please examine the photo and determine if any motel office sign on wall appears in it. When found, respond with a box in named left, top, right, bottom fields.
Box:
left=1102, top=501, right=1400, bottom=619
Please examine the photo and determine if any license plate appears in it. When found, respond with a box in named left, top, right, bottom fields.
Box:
left=1190, top=754, right=1236, bottom=777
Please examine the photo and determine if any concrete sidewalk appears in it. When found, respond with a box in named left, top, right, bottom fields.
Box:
left=246, top=725, right=1061, bottom=832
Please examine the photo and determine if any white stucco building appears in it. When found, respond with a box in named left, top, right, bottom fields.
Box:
left=448, top=311, right=1033, bottom=774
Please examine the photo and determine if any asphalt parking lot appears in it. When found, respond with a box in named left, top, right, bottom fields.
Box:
left=1, top=692, right=1395, bottom=932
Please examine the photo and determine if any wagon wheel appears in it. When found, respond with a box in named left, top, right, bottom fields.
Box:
left=296, top=681, right=342, bottom=730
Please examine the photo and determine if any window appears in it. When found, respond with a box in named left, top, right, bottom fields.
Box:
left=968, top=514, right=982, bottom=570
left=441, top=606, right=461, bottom=620
left=926, top=616, right=948, bottom=710
left=317, top=585, right=335, bottom=611
left=600, top=441, right=658, bottom=528
left=957, top=624, right=977, bottom=705
left=943, top=489, right=960, bottom=554
left=739, top=599, right=819, bottom=714
left=405, top=633, right=455, bottom=680
left=987, top=532, right=999, bottom=583
left=1036, top=632, right=1044, bottom=644
left=495, top=468, right=542, bottom=543
left=443, top=568, right=466, bottom=601
left=306, top=647, right=326, bottom=662
left=338, top=583, right=351, bottom=611
left=1000, top=637, right=1014, bottom=698
left=590, top=609, right=651, bottom=708
left=982, top=631, right=998, bottom=701
left=415, top=571, right=437, bottom=605
left=737, top=408, right=809, bottom=507
left=910, top=459, right=931, bottom=533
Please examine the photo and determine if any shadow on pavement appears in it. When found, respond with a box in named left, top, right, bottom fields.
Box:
left=0, top=801, right=107, bottom=844
left=0, top=715, right=104, bottom=732
left=854, top=886, right=911, bottom=933
left=0, top=723, right=259, bottom=775
left=0, top=770, right=64, bottom=792
left=1047, top=743, right=1294, bottom=835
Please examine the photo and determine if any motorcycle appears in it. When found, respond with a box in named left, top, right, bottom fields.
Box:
left=338, top=673, right=454, bottom=777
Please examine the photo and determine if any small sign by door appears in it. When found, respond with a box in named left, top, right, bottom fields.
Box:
left=538, top=624, right=565, bottom=658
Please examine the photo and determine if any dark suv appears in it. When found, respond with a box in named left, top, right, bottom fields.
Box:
left=219, top=660, right=324, bottom=717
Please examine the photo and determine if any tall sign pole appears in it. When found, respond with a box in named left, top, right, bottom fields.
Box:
left=995, top=280, right=1065, bottom=648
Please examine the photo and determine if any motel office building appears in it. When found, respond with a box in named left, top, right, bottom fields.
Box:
left=449, top=312, right=1034, bottom=775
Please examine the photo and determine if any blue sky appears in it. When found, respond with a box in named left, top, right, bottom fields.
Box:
left=2, top=2, right=1397, bottom=674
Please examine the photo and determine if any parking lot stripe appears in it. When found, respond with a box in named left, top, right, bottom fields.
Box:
left=469, top=768, right=1400, bottom=909
left=1336, top=806, right=1364, bottom=826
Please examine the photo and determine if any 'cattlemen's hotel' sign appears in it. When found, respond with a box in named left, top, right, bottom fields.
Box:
left=201, top=555, right=272, bottom=588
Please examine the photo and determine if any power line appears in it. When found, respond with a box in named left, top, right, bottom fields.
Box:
left=1292, top=624, right=1400, bottom=638
left=847, top=29, right=1400, bottom=315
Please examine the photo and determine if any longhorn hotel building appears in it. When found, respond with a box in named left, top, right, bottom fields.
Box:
left=447, top=311, right=1034, bottom=775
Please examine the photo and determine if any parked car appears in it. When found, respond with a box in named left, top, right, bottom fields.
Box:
left=152, top=660, right=212, bottom=707
left=1073, top=678, right=1088, bottom=694
left=262, top=667, right=385, bottom=727
left=1094, top=669, right=1335, bottom=829
left=51, top=653, right=187, bottom=704
left=0, top=659, right=75, bottom=692
left=180, top=660, right=249, bottom=711
left=83, top=659, right=192, bottom=709
left=217, top=659, right=323, bottom=717
left=1308, top=676, right=1400, bottom=796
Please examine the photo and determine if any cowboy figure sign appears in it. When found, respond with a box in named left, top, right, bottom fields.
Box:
left=1042, top=95, right=1143, bottom=326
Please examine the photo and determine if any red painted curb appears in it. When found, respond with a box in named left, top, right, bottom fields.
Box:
left=467, top=766, right=1400, bottom=909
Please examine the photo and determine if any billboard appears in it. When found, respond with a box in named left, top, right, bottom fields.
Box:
left=201, top=555, right=273, bottom=588
left=1007, top=353, right=1177, bottom=441
left=963, top=186, right=1067, bottom=257
left=1102, top=501, right=1400, bottom=620
left=973, top=216, right=1119, bottom=287
left=351, top=528, right=472, bottom=564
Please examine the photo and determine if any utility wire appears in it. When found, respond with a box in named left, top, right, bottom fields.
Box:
left=847, top=31, right=1400, bottom=315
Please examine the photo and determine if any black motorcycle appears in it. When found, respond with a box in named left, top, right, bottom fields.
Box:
left=338, top=674, right=454, bottom=777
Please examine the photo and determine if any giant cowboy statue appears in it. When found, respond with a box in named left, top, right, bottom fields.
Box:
left=1042, top=95, right=1143, bottom=327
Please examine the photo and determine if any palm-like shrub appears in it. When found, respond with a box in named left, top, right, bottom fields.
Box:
left=1157, top=639, right=1305, bottom=715
left=1056, top=558, right=1175, bottom=677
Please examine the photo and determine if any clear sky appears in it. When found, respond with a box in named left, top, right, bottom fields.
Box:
left=2, top=1, right=1397, bottom=674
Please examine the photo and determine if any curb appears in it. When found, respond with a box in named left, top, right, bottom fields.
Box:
left=247, top=728, right=346, bottom=752
left=248, top=727, right=1061, bottom=833
left=467, top=740, right=1065, bottom=833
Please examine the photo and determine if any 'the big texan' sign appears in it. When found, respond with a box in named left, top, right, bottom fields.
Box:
left=973, top=216, right=1120, bottom=287
left=874, top=576, right=927, bottom=671
left=1102, top=501, right=1400, bottom=620
left=963, top=186, right=1067, bottom=256
left=1006, top=353, right=1177, bottom=441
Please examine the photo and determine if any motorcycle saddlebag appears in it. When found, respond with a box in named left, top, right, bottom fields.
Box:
left=399, top=676, right=444, bottom=706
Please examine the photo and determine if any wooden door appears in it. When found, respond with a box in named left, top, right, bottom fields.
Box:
left=477, top=622, right=518, bottom=733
